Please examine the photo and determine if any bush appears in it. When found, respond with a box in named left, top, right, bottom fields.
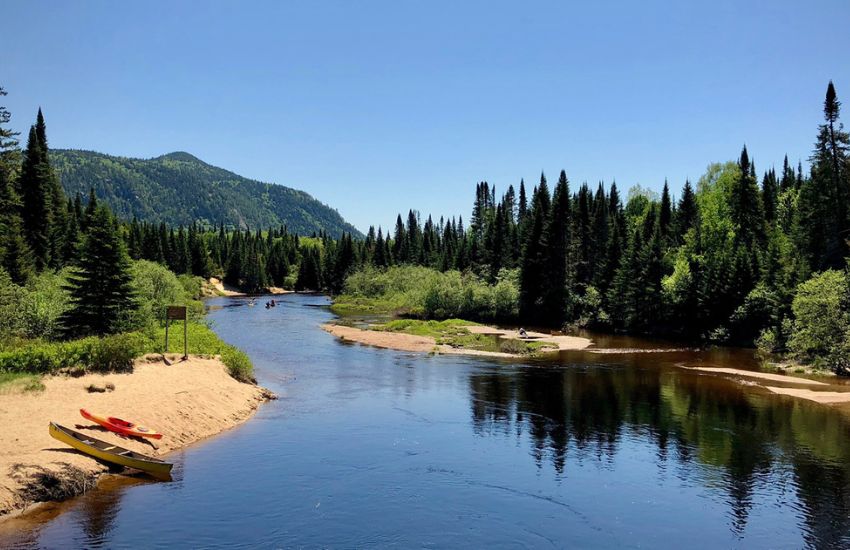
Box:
left=20, top=270, right=72, bottom=340
left=0, top=333, right=145, bottom=375
left=338, top=265, right=520, bottom=322
left=788, top=270, right=849, bottom=370
left=130, top=260, right=188, bottom=329
left=0, top=268, right=26, bottom=340
left=221, top=346, right=255, bottom=383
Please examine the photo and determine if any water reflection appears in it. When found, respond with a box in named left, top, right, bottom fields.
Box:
left=4, top=294, right=850, bottom=548
left=468, top=361, right=850, bottom=548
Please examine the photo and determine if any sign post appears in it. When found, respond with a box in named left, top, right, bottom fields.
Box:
left=165, top=305, right=189, bottom=360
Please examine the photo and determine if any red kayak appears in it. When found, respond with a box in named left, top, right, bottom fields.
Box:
left=80, top=409, right=163, bottom=440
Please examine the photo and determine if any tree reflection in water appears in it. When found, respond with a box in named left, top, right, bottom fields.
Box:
left=468, top=360, right=850, bottom=548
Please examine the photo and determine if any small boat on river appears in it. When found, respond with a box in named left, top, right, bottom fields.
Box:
left=49, top=422, right=173, bottom=479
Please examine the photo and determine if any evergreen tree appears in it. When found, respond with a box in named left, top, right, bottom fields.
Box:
left=18, top=126, right=53, bottom=269
left=0, top=86, right=20, bottom=178
left=541, top=170, right=572, bottom=323
left=730, top=146, right=765, bottom=247
left=659, top=180, right=672, bottom=238
left=675, top=180, right=697, bottom=239
left=805, top=81, right=850, bottom=269
left=519, top=174, right=550, bottom=320
left=62, top=206, right=136, bottom=336
left=0, top=168, right=34, bottom=284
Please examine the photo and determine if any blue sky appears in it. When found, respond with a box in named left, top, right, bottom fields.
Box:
left=4, top=1, right=850, bottom=233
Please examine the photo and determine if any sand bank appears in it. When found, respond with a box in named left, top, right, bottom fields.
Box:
left=764, top=386, right=850, bottom=404
left=206, top=277, right=245, bottom=297
left=321, top=323, right=591, bottom=358
left=683, top=366, right=828, bottom=386
left=0, top=355, right=273, bottom=520
left=462, top=326, right=592, bottom=351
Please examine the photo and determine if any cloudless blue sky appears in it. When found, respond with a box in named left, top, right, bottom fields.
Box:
left=4, top=1, right=850, bottom=232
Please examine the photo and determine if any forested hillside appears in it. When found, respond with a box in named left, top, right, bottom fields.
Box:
left=49, top=149, right=362, bottom=238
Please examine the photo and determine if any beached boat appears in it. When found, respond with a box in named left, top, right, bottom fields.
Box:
left=80, top=408, right=163, bottom=439
left=49, top=422, right=173, bottom=479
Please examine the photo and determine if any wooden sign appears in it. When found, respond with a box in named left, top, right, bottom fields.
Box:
left=167, top=306, right=188, bottom=320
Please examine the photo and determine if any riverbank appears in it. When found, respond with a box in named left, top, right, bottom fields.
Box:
left=204, top=277, right=294, bottom=297
left=321, top=322, right=592, bottom=358
left=0, top=354, right=274, bottom=521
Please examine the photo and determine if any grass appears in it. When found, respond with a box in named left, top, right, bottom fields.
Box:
left=374, top=318, right=548, bottom=356
left=0, top=372, right=46, bottom=394
left=0, top=322, right=255, bottom=384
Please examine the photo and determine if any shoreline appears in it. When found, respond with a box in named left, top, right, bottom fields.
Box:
left=321, top=323, right=593, bottom=359
left=0, top=354, right=275, bottom=521
left=322, top=322, right=850, bottom=406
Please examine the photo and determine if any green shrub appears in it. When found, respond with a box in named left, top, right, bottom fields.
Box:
left=337, top=265, right=520, bottom=322
left=130, top=260, right=187, bottom=329
left=20, top=270, right=72, bottom=340
left=0, top=268, right=26, bottom=339
left=177, top=274, right=204, bottom=300
left=788, top=270, right=849, bottom=371
left=0, top=333, right=145, bottom=375
left=221, top=345, right=255, bottom=383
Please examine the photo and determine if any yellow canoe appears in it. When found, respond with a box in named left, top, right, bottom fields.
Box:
left=49, top=422, right=173, bottom=480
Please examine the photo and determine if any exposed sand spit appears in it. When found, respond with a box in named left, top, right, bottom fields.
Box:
left=321, top=323, right=592, bottom=358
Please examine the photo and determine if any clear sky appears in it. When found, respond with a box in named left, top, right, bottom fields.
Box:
left=4, top=1, right=850, bottom=233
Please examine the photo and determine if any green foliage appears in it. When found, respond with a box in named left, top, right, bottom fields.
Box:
left=221, top=346, right=255, bottom=384
left=50, top=149, right=362, bottom=238
left=788, top=270, right=850, bottom=372
left=129, top=259, right=188, bottom=328
left=336, top=265, right=519, bottom=321
left=0, top=333, right=145, bottom=375
left=20, top=269, right=71, bottom=340
left=62, top=206, right=137, bottom=337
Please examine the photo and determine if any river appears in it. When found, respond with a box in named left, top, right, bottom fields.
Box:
left=2, top=294, right=850, bottom=548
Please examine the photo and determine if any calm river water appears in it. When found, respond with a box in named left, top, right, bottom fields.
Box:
left=2, top=294, right=850, bottom=548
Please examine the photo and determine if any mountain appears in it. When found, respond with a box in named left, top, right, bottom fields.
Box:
left=49, top=150, right=363, bottom=238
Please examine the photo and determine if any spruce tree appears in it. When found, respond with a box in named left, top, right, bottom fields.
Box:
left=518, top=175, right=550, bottom=321
left=18, top=126, right=53, bottom=269
left=0, top=168, right=34, bottom=284
left=675, top=180, right=697, bottom=239
left=62, top=206, right=136, bottom=336
left=659, top=180, right=672, bottom=238
left=542, top=170, right=572, bottom=323
left=0, top=86, right=20, bottom=178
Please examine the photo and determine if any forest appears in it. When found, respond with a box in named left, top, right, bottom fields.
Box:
left=1, top=82, right=849, bottom=374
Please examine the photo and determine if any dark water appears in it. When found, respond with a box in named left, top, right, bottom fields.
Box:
left=3, top=294, right=850, bottom=548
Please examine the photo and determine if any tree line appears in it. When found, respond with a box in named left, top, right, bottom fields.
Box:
left=2, top=81, right=849, bottom=367
left=351, top=81, right=850, bottom=354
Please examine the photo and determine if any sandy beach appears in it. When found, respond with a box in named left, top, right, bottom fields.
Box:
left=0, top=355, right=273, bottom=520
left=321, top=323, right=592, bottom=358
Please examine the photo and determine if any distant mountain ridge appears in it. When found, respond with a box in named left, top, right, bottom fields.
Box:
left=50, top=149, right=363, bottom=238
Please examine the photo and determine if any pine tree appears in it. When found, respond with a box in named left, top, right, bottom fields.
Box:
left=730, top=146, right=765, bottom=247
left=805, top=80, right=850, bottom=269
left=62, top=206, right=136, bottom=336
left=541, top=170, right=572, bottom=323
left=659, top=180, right=672, bottom=238
left=675, top=180, right=697, bottom=239
left=0, top=86, right=20, bottom=178
left=0, top=168, right=34, bottom=284
left=762, top=169, right=778, bottom=224
left=18, top=126, right=53, bottom=270
left=519, top=174, right=550, bottom=320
